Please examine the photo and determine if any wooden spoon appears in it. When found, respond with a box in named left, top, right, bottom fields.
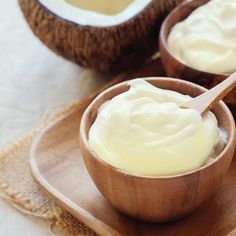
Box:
left=181, top=73, right=236, bottom=115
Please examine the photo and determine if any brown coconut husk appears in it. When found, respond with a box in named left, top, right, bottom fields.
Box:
left=18, top=0, right=183, bottom=73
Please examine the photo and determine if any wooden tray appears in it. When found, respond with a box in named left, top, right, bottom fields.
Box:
left=30, top=60, right=236, bottom=236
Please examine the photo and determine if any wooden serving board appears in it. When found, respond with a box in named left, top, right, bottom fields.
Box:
left=30, top=60, right=236, bottom=236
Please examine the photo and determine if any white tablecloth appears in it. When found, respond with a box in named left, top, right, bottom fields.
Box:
left=0, top=0, right=108, bottom=235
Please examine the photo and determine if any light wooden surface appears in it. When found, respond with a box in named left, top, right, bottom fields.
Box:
left=31, top=77, right=236, bottom=236
left=0, top=0, right=109, bottom=235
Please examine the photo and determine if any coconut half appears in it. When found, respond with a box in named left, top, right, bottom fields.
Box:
left=19, top=0, right=183, bottom=73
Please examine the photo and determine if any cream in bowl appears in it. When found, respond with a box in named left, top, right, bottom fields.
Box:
left=89, top=79, right=226, bottom=176
left=167, top=0, right=236, bottom=74
left=80, top=77, right=235, bottom=222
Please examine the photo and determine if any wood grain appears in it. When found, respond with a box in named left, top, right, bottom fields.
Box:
left=159, top=0, right=236, bottom=111
left=30, top=77, right=236, bottom=236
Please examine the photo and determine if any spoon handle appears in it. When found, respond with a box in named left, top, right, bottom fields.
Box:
left=183, top=73, right=236, bottom=115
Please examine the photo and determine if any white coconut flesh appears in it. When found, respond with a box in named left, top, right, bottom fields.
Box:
left=66, top=0, right=134, bottom=15
left=38, top=0, right=152, bottom=27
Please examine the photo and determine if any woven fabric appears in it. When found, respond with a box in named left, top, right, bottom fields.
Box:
left=0, top=76, right=124, bottom=236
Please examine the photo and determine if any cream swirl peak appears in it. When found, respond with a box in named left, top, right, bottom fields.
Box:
left=89, top=79, right=223, bottom=176
left=168, top=0, right=236, bottom=74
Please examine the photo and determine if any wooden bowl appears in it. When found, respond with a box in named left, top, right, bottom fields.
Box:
left=159, top=0, right=236, bottom=115
left=80, top=77, right=236, bottom=223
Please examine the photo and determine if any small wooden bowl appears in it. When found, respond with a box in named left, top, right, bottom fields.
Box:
left=159, top=0, right=236, bottom=115
left=80, top=77, right=236, bottom=223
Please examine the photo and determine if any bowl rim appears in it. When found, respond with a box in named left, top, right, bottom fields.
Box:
left=159, top=0, right=231, bottom=77
left=80, top=77, right=235, bottom=180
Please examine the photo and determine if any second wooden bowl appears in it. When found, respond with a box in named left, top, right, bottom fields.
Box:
left=159, top=0, right=236, bottom=114
left=80, top=77, right=236, bottom=223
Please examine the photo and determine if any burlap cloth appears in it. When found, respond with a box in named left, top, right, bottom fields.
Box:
left=0, top=76, right=125, bottom=236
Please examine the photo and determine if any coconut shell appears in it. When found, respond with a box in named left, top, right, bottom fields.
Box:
left=18, top=0, right=183, bottom=73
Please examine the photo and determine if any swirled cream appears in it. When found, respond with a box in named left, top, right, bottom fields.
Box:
left=168, top=0, right=236, bottom=74
left=89, top=79, right=225, bottom=176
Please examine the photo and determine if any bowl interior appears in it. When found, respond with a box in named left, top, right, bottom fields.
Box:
left=81, top=77, right=235, bottom=178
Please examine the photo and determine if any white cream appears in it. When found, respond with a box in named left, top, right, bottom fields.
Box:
left=89, top=79, right=223, bottom=176
left=168, top=0, right=236, bottom=74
